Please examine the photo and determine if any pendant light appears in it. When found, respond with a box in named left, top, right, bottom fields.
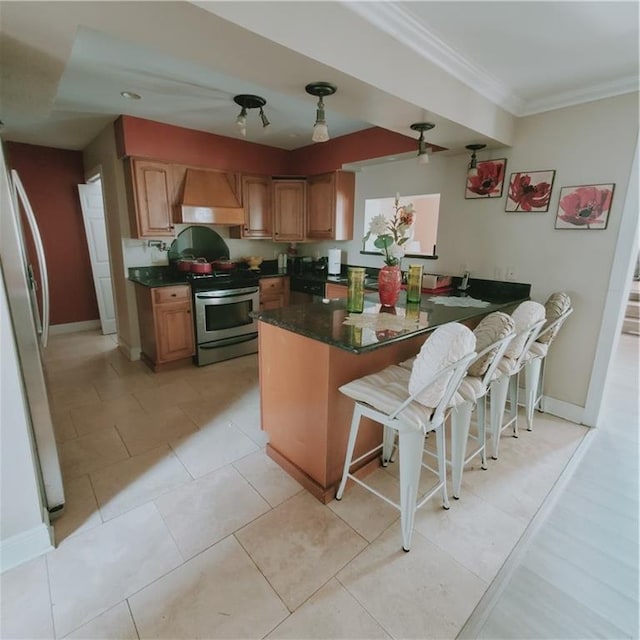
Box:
left=305, top=82, right=337, bottom=143
left=465, top=144, right=486, bottom=177
left=233, top=94, right=270, bottom=137
left=410, top=122, right=435, bottom=165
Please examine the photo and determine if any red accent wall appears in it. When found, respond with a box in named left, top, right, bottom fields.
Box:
left=287, top=127, right=418, bottom=175
left=115, top=116, right=420, bottom=175
left=115, top=116, right=291, bottom=174
left=5, top=143, right=99, bottom=325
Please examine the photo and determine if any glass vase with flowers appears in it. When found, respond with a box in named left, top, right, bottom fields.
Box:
left=363, top=194, right=415, bottom=306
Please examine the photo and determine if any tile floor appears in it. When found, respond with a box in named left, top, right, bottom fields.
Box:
left=1, top=330, right=590, bottom=639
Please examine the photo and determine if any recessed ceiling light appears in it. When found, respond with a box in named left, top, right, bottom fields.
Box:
left=120, top=91, right=141, bottom=100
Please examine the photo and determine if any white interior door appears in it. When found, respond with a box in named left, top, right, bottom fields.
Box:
left=78, top=180, right=116, bottom=335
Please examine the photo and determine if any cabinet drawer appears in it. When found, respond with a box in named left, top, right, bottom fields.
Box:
left=260, top=277, right=285, bottom=292
left=153, top=285, right=191, bottom=304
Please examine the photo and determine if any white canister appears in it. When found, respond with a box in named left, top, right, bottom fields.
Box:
left=328, top=248, right=341, bottom=275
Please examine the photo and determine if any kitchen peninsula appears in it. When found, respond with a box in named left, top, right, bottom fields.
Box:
left=255, top=282, right=530, bottom=502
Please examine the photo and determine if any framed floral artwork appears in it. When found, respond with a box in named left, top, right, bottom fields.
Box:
left=554, top=183, right=615, bottom=230
left=505, top=170, right=555, bottom=212
left=465, top=158, right=507, bottom=199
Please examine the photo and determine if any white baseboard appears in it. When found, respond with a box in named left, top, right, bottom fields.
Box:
left=117, top=337, right=141, bottom=361
left=0, top=523, right=54, bottom=574
left=49, top=319, right=101, bottom=335
left=541, top=395, right=586, bottom=426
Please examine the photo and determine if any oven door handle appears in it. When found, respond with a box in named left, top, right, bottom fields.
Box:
left=200, top=333, right=259, bottom=349
left=195, top=287, right=259, bottom=299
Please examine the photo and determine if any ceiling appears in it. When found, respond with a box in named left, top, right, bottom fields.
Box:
left=0, top=1, right=637, bottom=154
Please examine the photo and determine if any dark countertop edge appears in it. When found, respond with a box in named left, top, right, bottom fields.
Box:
left=254, top=295, right=528, bottom=355
left=128, top=265, right=289, bottom=288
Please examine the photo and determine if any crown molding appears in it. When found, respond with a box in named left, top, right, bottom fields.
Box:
left=343, top=1, right=526, bottom=115
left=343, top=1, right=637, bottom=119
left=520, top=75, right=640, bottom=117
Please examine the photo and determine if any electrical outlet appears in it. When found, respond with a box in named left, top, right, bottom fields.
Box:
left=506, top=266, right=516, bottom=281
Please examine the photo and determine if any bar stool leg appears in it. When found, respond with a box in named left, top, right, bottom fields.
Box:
left=336, top=405, right=363, bottom=500
left=477, top=397, right=488, bottom=470
left=508, top=375, right=519, bottom=438
left=435, top=424, right=450, bottom=510
left=450, top=402, right=473, bottom=499
left=489, top=376, right=509, bottom=460
left=524, top=358, right=542, bottom=431
left=398, top=429, right=424, bottom=552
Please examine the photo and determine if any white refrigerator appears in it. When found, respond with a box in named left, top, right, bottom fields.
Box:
left=0, top=141, right=65, bottom=515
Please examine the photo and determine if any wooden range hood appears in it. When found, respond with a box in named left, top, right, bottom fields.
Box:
left=179, top=169, right=244, bottom=225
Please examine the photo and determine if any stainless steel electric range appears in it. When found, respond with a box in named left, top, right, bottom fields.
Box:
left=188, top=270, right=260, bottom=366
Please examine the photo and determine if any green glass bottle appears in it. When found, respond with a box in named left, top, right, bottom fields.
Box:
left=346, top=267, right=365, bottom=313
left=406, top=264, right=423, bottom=303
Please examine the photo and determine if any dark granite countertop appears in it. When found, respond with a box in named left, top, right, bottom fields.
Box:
left=128, top=263, right=289, bottom=287
left=253, top=282, right=530, bottom=354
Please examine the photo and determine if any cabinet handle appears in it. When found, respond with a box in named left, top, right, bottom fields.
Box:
left=171, top=293, right=177, bottom=297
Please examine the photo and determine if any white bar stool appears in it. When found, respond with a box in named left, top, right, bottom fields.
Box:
left=523, top=293, right=573, bottom=430
left=487, top=301, right=546, bottom=460
left=336, top=323, right=476, bottom=552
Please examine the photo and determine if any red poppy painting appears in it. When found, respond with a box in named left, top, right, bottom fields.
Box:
left=505, top=170, right=555, bottom=212
left=465, top=158, right=507, bottom=199
left=555, top=183, right=615, bottom=230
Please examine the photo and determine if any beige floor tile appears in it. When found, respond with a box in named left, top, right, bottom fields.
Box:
left=236, top=491, right=367, bottom=611
left=94, top=371, right=157, bottom=402
left=154, top=464, right=270, bottom=559
left=177, top=393, right=241, bottom=429
left=170, top=421, right=258, bottom=478
left=59, top=427, right=129, bottom=480
left=51, top=408, right=78, bottom=443
left=337, top=525, right=488, bottom=640
left=267, top=578, right=391, bottom=639
left=115, top=406, right=198, bottom=456
left=413, top=489, right=528, bottom=582
left=90, top=445, right=192, bottom=521
left=328, top=469, right=400, bottom=543
left=63, top=602, right=138, bottom=640
left=133, top=380, right=201, bottom=413
left=54, top=475, right=102, bottom=544
left=47, top=503, right=182, bottom=638
left=0, top=556, right=53, bottom=639
left=70, top=394, right=144, bottom=436
left=49, top=382, right=101, bottom=411
left=128, top=535, right=289, bottom=639
left=233, top=450, right=303, bottom=507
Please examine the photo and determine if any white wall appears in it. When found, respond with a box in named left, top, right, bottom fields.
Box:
left=308, top=93, right=639, bottom=421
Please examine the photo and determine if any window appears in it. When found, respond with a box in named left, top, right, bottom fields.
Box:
left=361, top=193, right=440, bottom=259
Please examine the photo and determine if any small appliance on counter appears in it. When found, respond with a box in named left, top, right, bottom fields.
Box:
left=328, top=248, right=341, bottom=275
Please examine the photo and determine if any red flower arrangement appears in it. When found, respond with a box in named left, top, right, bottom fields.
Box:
left=465, top=159, right=506, bottom=198
left=556, top=184, right=614, bottom=229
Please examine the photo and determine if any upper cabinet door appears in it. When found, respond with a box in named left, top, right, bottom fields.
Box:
left=242, top=174, right=273, bottom=238
left=306, top=171, right=355, bottom=241
left=273, top=180, right=306, bottom=242
left=126, top=159, right=175, bottom=238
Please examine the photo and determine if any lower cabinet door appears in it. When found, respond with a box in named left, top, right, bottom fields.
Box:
left=155, top=303, right=194, bottom=362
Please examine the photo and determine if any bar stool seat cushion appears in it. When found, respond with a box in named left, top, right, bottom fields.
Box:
left=467, top=312, right=515, bottom=377
left=452, top=375, right=486, bottom=405
left=339, top=365, right=432, bottom=431
left=504, top=301, right=546, bottom=359
left=528, top=341, right=549, bottom=358
left=408, top=323, right=476, bottom=407
left=538, top=292, right=572, bottom=344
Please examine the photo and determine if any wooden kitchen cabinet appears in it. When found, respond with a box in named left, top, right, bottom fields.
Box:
left=259, top=276, right=290, bottom=310
left=324, top=282, right=348, bottom=299
left=125, top=158, right=175, bottom=238
left=230, top=174, right=273, bottom=239
left=135, top=285, right=194, bottom=370
left=306, top=171, right=355, bottom=241
left=273, top=180, right=306, bottom=242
